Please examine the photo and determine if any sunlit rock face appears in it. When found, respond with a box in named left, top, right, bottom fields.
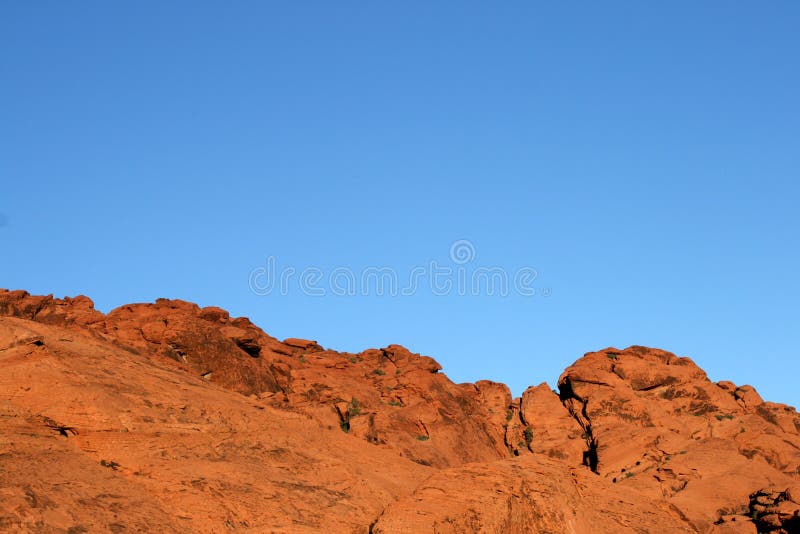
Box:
left=1, top=288, right=799, bottom=533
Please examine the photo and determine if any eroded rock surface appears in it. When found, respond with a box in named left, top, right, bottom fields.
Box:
left=1, top=289, right=799, bottom=532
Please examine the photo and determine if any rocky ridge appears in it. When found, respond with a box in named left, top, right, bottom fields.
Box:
left=1, top=289, right=799, bottom=533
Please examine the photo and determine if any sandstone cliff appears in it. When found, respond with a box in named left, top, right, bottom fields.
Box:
left=1, top=289, right=798, bottom=533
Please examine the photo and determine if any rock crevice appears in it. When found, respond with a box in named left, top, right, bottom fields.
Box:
left=558, top=377, right=599, bottom=472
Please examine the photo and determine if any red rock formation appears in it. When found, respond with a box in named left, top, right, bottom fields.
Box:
left=1, top=289, right=799, bottom=532
left=556, top=346, right=800, bottom=530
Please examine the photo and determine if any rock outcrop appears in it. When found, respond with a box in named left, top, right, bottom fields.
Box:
left=1, top=289, right=799, bottom=532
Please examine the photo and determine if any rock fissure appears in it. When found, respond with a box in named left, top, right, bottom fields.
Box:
left=558, top=378, right=599, bottom=473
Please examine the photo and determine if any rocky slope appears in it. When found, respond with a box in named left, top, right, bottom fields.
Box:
left=1, top=289, right=798, bottom=533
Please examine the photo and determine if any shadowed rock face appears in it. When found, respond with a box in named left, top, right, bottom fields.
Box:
left=1, top=289, right=799, bottom=533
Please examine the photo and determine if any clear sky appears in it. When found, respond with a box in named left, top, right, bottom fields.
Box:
left=2, top=3, right=798, bottom=405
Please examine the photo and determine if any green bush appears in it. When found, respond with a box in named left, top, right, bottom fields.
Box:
left=523, top=426, right=534, bottom=447
left=339, top=398, right=362, bottom=433
left=348, top=398, right=361, bottom=417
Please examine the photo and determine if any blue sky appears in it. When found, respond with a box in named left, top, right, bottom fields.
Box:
left=2, top=2, right=798, bottom=404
